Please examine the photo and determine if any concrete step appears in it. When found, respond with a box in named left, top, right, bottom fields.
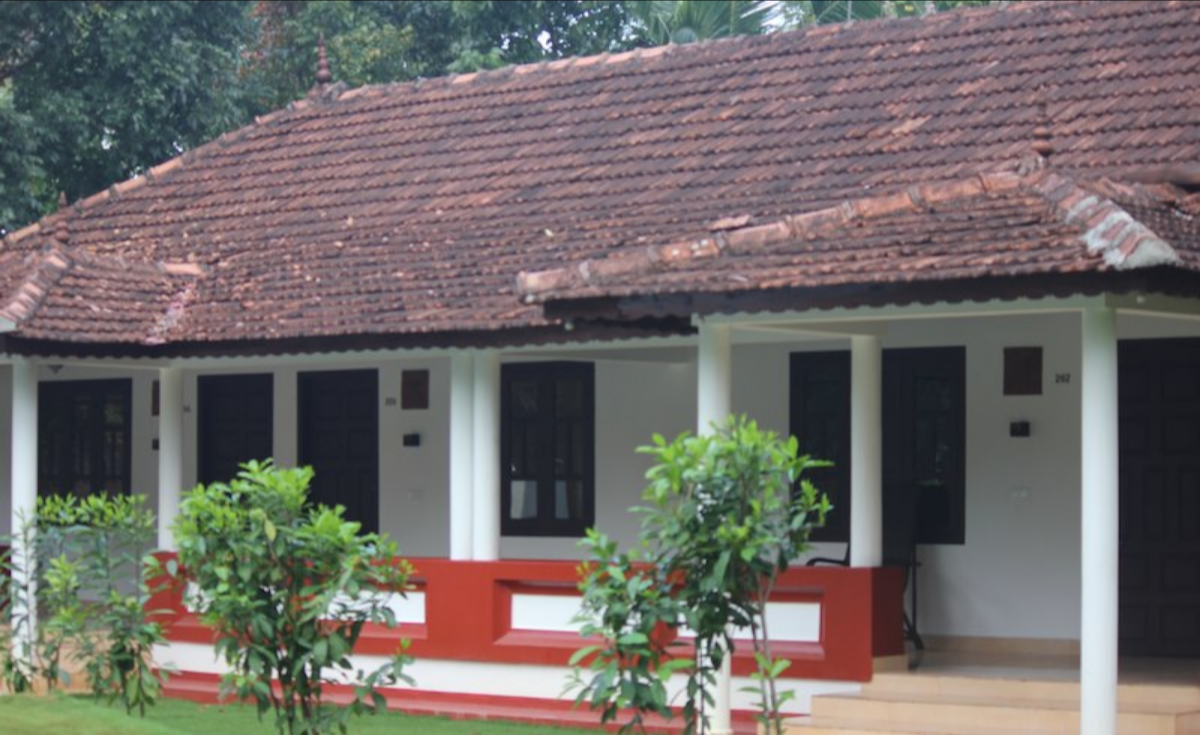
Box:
left=793, top=690, right=1200, bottom=735
left=866, top=671, right=1200, bottom=709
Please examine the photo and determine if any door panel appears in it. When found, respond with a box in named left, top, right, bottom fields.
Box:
left=883, top=347, right=967, bottom=546
left=198, top=374, right=274, bottom=486
left=1119, top=338, right=1200, bottom=657
left=298, top=370, right=379, bottom=534
left=789, top=352, right=852, bottom=543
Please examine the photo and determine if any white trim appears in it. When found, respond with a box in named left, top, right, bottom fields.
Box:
left=0, top=296, right=1132, bottom=371
left=152, top=640, right=854, bottom=715
left=1107, top=293, right=1200, bottom=322
left=700, top=295, right=1106, bottom=327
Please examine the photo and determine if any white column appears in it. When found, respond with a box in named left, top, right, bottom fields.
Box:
left=850, top=335, right=883, bottom=568
left=157, top=367, right=185, bottom=550
left=449, top=353, right=475, bottom=560
left=1080, top=307, right=1119, bottom=735
left=697, top=322, right=732, bottom=431
left=696, top=322, right=733, bottom=735
left=9, top=359, right=38, bottom=649
left=472, top=350, right=500, bottom=561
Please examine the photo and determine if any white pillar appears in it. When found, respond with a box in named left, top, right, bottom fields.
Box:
left=449, top=353, right=475, bottom=560
left=850, top=335, right=883, bottom=568
left=9, top=359, right=38, bottom=649
left=697, top=322, right=732, bottom=431
left=472, top=350, right=500, bottom=561
left=157, top=367, right=185, bottom=550
left=696, top=322, right=733, bottom=735
left=1080, top=307, right=1119, bottom=735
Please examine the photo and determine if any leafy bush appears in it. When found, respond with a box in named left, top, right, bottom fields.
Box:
left=570, top=416, right=830, bottom=735
left=172, top=459, right=413, bottom=735
left=1, top=493, right=168, bottom=714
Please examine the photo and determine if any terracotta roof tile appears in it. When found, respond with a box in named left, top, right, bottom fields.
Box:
left=0, top=249, right=200, bottom=343
left=2, top=0, right=1199, bottom=351
left=517, top=170, right=1196, bottom=303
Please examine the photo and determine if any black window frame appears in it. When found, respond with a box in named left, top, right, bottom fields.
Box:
left=38, top=378, right=133, bottom=499
left=500, top=361, right=596, bottom=538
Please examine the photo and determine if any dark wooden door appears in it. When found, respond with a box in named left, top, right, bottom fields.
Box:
left=1119, top=338, right=1200, bottom=657
left=789, top=352, right=852, bottom=543
left=298, top=370, right=379, bottom=534
left=883, top=347, right=967, bottom=546
left=198, top=374, right=274, bottom=486
left=38, top=379, right=132, bottom=498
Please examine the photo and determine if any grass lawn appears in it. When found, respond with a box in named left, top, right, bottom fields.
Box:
left=0, top=695, right=600, bottom=735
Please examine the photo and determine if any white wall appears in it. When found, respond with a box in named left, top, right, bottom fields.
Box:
left=4, top=308, right=1199, bottom=641
left=500, top=358, right=696, bottom=559
left=180, top=357, right=451, bottom=559
left=731, top=316, right=1086, bottom=640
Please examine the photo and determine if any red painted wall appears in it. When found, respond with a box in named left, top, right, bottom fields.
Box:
left=155, top=555, right=904, bottom=683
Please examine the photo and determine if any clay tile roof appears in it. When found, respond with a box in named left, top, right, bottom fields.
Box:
left=2, top=0, right=1199, bottom=353
left=517, top=169, right=1197, bottom=304
left=0, top=248, right=201, bottom=344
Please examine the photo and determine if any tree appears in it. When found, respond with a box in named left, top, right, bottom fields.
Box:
left=172, top=460, right=413, bottom=735
left=780, top=0, right=1002, bottom=27
left=0, top=1, right=257, bottom=233
left=571, top=417, right=830, bottom=735
left=0, top=1, right=637, bottom=234
left=629, top=1, right=778, bottom=45
left=240, top=1, right=635, bottom=112
left=1, top=494, right=169, bottom=715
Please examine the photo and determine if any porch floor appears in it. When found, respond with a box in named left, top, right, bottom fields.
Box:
left=790, top=650, right=1200, bottom=735
left=915, top=649, right=1200, bottom=687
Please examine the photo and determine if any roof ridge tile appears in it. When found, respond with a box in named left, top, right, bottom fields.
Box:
left=1030, top=172, right=1180, bottom=269
left=0, top=246, right=76, bottom=329
left=518, top=161, right=1193, bottom=303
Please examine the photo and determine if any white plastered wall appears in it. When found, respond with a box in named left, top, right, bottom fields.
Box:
left=499, top=358, right=696, bottom=559
left=4, top=308, right=1199, bottom=641
left=733, top=315, right=1087, bottom=641
left=179, top=357, right=451, bottom=558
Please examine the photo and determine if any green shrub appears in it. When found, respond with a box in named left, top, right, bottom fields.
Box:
left=570, top=416, right=830, bottom=735
left=1, top=492, right=167, bottom=715
left=172, top=459, right=413, bottom=735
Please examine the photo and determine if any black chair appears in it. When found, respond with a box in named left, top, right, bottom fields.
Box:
left=806, top=483, right=925, bottom=661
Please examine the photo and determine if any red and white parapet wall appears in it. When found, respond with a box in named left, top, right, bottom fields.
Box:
left=150, top=557, right=904, bottom=720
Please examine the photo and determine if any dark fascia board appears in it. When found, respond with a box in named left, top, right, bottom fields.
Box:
left=1, top=317, right=693, bottom=360
left=542, top=268, right=1200, bottom=322
left=8, top=269, right=1199, bottom=361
